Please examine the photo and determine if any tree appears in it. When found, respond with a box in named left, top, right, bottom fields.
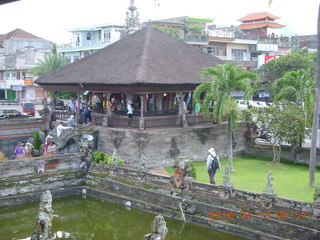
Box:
left=193, top=64, right=259, bottom=171
left=153, top=25, right=181, bottom=38
left=248, top=103, right=309, bottom=164
left=258, top=52, right=316, bottom=82
left=309, top=4, right=320, bottom=187
left=272, top=69, right=315, bottom=124
left=268, top=0, right=319, bottom=188
left=187, top=24, right=205, bottom=36
left=29, top=45, right=68, bottom=106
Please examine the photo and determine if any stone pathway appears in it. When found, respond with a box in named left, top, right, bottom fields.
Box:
left=148, top=167, right=169, bottom=176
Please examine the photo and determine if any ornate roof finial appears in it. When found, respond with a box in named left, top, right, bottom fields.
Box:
left=125, top=0, right=140, bottom=35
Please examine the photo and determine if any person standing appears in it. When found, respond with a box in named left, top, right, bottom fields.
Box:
left=14, top=142, right=24, bottom=159
left=127, top=100, right=134, bottom=128
left=24, top=138, right=34, bottom=158
left=108, top=98, right=116, bottom=115
left=206, top=148, right=221, bottom=184
left=68, top=96, right=76, bottom=114
left=46, top=141, right=57, bottom=155
left=83, top=102, right=93, bottom=125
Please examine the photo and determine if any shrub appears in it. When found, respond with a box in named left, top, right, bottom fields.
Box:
left=189, top=161, right=197, bottom=180
left=32, top=131, right=42, bottom=150
left=314, top=184, right=319, bottom=203
left=92, top=151, right=125, bottom=166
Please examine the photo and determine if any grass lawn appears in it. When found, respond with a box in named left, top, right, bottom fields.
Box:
left=165, top=155, right=320, bottom=203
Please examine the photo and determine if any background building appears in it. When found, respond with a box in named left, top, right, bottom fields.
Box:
left=0, top=28, right=53, bottom=102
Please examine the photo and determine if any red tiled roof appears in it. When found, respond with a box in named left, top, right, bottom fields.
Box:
left=238, top=12, right=280, bottom=22
left=4, top=28, right=40, bottom=39
left=238, top=22, right=286, bottom=30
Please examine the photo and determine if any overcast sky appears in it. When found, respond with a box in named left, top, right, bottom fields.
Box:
left=0, top=0, right=319, bottom=44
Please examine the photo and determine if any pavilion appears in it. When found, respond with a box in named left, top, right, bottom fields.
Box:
left=35, top=27, right=224, bottom=129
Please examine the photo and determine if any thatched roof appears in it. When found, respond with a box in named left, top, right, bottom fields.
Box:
left=35, top=27, right=224, bottom=93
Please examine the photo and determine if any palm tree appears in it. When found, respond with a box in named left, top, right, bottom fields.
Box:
left=29, top=45, right=67, bottom=106
left=272, top=69, right=315, bottom=123
left=193, top=63, right=259, bottom=172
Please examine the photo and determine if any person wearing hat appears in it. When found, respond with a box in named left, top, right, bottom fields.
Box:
left=207, top=148, right=221, bottom=184
left=127, top=100, right=134, bottom=128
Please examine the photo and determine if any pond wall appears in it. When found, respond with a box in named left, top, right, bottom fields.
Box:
left=96, top=122, right=248, bottom=168
left=0, top=154, right=319, bottom=240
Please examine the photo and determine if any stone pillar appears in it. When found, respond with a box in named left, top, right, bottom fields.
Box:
left=139, top=94, right=146, bottom=130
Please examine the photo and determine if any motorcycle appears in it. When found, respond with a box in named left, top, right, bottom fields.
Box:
left=257, top=128, right=272, bottom=141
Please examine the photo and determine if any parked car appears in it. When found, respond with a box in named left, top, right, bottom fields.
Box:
left=0, top=109, right=29, bottom=119
left=22, top=102, right=35, bottom=116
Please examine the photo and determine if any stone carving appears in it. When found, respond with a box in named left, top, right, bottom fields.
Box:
left=193, top=127, right=212, bottom=145
left=125, top=0, right=140, bottom=35
left=245, top=122, right=258, bottom=154
left=170, top=158, right=193, bottom=191
left=169, top=137, right=180, bottom=163
left=133, top=131, right=151, bottom=175
left=260, top=172, right=276, bottom=209
left=263, top=171, right=275, bottom=195
left=110, top=130, right=125, bottom=162
left=181, top=198, right=196, bottom=214
left=79, top=133, right=95, bottom=170
left=144, top=215, right=168, bottom=240
left=31, top=190, right=53, bottom=240
left=222, top=165, right=233, bottom=188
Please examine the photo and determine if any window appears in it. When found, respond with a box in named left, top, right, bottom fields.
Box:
left=22, top=72, right=26, bottom=80
left=231, top=49, right=248, bottom=61
left=65, top=57, right=71, bottom=64
left=87, top=32, right=91, bottom=40
left=216, top=47, right=226, bottom=56
left=73, top=56, right=80, bottom=62
left=202, top=46, right=215, bottom=55
left=11, top=72, right=16, bottom=80
left=17, top=72, right=20, bottom=80
left=103, top=30, right=111, bottom=43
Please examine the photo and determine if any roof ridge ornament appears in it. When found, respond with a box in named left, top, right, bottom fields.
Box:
left=125, top=0, right=140, bottom=35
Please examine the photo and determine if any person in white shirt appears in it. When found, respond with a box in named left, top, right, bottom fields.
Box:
left=57, top=122, right=73, bottom=137
left=127, top=100, right=134, bottom=128
left=206, top=148, right=221, bottom=184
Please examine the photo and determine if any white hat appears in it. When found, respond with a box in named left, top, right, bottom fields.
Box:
left=208, top=148, right=216, bottom=156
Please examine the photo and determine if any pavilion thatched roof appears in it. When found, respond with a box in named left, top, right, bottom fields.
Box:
left=35, top=27, right=224, bottom=93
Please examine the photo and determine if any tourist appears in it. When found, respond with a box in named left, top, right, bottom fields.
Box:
left=108, top=98, right=116, bottom=115
left=83, top=102, right=93, bottom=125
left=14, top=142, right=24, bottom=159
left=206, top=148, right=221, bottom=184
left=57, top=122, right=73, bottom=137
left=24, top=138, right=34, bottom=158
left=68, top=96, right=76, bottom=114
left=93, top=94, right=102, bottom=112
left=67, top=115, right=75, bottom=127
left=127, top=100, right=134, bottom=128
left=46, top=141, right=57, bottom=155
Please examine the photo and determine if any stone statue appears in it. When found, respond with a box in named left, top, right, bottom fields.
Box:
left=182, top=198, right=196, bottom=214
left=263, top=171, right=275, bottom=195
left=31, top=190, right=53, bottom=240
left=144, top=215, right=168, bottom=240
left=222, top=164, right=233, bottom=188
left=170, top=158, right=194, bottom=191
